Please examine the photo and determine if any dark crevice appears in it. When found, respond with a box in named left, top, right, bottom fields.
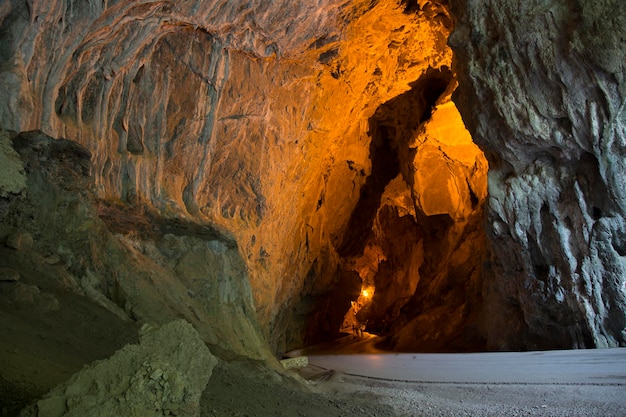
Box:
left=612, top=234, right=626, bottom=257
left=338, top=125, right=400, bottom=257
left=528, top=236, right=549, bottom=281
left=339, top=66, right=453, bottom=257
left=419, top=77, right=449, bottom=123
left=468, top=181, right=479, bottom=208
left=337, top=67, right=454, bottom=261
left=401, top=0, right=420, bottom=14
left=529, top=203, right=553, bottom=282
left=330, top=66, right=463, bottom=350
left=126, top=125, right=145, bottom=154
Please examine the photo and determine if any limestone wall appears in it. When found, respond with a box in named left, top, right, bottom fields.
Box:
left=450, top=0, right=626, bottom=349
left=2, top=0, right=620, bottom=354
left=1, top=0, right=467, bottom=352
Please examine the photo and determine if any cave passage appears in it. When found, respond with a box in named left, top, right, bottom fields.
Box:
left=333, top=67, right=489, bottom=351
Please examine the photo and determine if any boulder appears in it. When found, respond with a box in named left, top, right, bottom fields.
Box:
left=280, top=356, right=309, bottom=370
left=19, top=320, right=217, bottom=417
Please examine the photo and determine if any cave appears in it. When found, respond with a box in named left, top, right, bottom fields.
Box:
left=1, top=0, right=625, bottom=415
left=323, top=65, right=489, bottom=352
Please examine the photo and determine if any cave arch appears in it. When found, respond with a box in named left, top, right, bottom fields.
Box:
left=331, top=67, right=489, bottom=352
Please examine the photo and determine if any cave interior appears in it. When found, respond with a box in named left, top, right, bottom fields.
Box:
left=1, top=0, right=625, bottom=414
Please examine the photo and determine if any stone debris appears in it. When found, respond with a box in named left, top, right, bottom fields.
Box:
left=19, top=320, right=217, bottom=417
left=280, top=356, right=309, bottom=369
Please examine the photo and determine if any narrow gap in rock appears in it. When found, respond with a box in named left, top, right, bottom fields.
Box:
left=327, top=66, right=488, bottom=352
left=337, top=126, right=400, bottom=258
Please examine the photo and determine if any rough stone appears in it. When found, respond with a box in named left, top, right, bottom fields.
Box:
left=0, top=0, right=465, bottom=352
left=450, top=0, right=626, bottom=349
left=19, top=320, right=217, bottom=417
left=0, top=267, right=20, bottom=282
left=0, top=130, right=27, bottom=198
left=1, top=0, right=623, bottom=358
left=0, top=130, right=271, bottom=361
left=280, top=356, right=309, bottom=370
left=6, top=232, right=33, bottom=251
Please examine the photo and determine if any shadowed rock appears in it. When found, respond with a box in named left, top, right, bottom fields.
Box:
left=19, top=320, right=216, bottom=417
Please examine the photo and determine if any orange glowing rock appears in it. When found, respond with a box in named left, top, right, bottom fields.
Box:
left=411, top=92, right=488, bottom=220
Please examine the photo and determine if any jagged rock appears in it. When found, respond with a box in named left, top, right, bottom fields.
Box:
left=19, top=320, right=217, bottom=417
left=450, top=0, right=626, bottom=348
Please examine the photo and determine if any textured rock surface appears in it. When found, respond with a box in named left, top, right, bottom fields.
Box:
left=0, top=130, right=269, bottom=360
left=3, top=0, right=623, bottom=359
left=0, top=130, right=27, bottom=197
left=0, top=0, right=482, bottom=354
left=19, top=320, right=216, bottom=417
left=450, top=0, right=626, bottom=349
left=341, top=85, right=488, bottom=351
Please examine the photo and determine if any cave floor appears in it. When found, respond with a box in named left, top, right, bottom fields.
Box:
left=283, top=335, right=626, bottom=416
left=307, top=346, right=626, bottom=384
left=300, top=370, right=626, bottom=417
left=3, top=255, right=625, bottom=417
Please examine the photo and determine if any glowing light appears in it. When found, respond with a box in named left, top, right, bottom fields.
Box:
left=361, top=289, right=370, bottom=298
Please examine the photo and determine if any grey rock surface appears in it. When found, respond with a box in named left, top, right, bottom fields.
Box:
left=0, top=130, right=27, bottom=198
left=450, top=0, right=626, bottom=349
left=19, top=320, right=217, bottom=417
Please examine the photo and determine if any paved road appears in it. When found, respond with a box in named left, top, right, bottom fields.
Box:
left=304, top=336, right=626, bottom=384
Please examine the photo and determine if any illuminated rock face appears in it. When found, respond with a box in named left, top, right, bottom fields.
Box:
left=450, top=0, right=626, bottom=349
left=5, top=0, right=618, bottom=356
left=2, top=0, right=487, bottom=353
left=338, top=73, right=489, bottom=351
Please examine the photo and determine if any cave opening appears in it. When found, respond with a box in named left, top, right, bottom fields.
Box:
left=334, top=67, right=489, bottom=351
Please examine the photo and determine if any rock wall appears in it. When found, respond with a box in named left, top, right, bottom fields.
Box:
left=338, top=82, right=489, bottom=351
left=2, top=0, right=481, bottom=353
left=4, top=0, right=618, bottom=355
left=450, top=0, right=626, bottom=349
left=1, top=130, right=269, bottom=360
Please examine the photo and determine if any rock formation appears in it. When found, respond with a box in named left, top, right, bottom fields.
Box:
left=1, top=129, right=269, bottom=359
left=1, top=0, right=489, bottom=355
left=19, top=320, right=216, bottom=417
left=1, top=4, right=625, bottom=411
left=450, top=0, right=626, bottom=349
